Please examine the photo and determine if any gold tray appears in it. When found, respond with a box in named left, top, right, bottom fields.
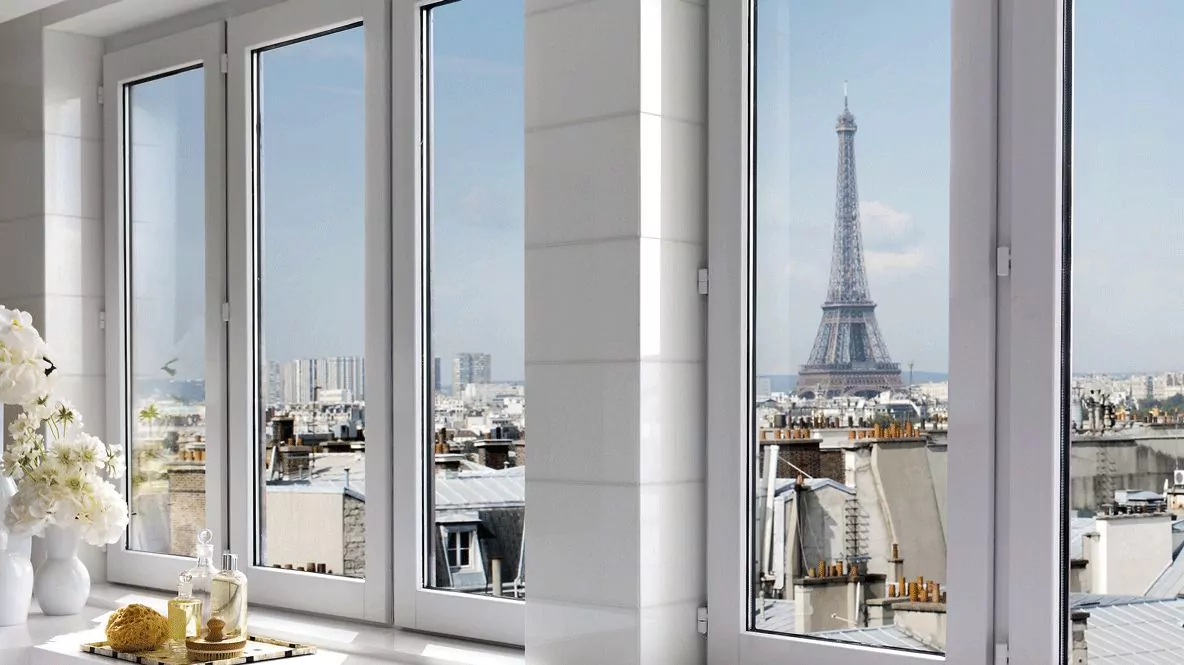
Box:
left=80, top=635, right=317, bottom=665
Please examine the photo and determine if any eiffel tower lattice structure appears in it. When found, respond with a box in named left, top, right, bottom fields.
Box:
left=796, top=91, right=903, bottom=399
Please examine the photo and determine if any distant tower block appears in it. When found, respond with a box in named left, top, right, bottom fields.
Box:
left=796, top=91, right=902, bottom=398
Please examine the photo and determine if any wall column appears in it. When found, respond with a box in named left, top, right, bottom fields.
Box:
left=524, top=1, right=707, bottom=663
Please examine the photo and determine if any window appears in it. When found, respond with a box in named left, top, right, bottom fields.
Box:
left=252, top=24, right=366, bottom=579
left=1062, top=1, right=1184, bottom=661
left=423, top=0, right=525, bottom=602
left=707, top=1, right=996, bottom=663
left=105, top=22, right=227, bottom=588
left=749, top=0, right=952, bottom=652
left=226, top=0, right=388, bottom=622
left=446, top=529, right=475, bottom=569
left=124, top=66, right=207, bottom=558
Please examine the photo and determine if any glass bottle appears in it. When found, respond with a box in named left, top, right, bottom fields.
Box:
left=167, top=574, right=202, bottom=656
left=210, top=552, right=248, bottom=639
left=181, top=529, right=219, bottom=626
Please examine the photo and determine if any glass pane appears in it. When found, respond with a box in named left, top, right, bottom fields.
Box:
left=425, top=0, right=525, bottom=599
left=1065, top=3, right=1184, bottom=660
left=750, top=0, right=950, bottom=652
left=126, top=66, right=207, bottom=556
left=254, top=26, right=366, bottom=578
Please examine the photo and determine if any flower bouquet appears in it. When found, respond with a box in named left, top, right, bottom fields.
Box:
left=0, top=306, right=128, bottom=617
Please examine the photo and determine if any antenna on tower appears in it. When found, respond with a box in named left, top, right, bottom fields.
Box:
left=844, top=80, right=849, bottom=109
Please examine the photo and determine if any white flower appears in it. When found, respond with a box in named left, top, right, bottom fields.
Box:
left=49, top=399, right=81, bottom=430
left=71, top=433, right=106, bottom=474
left=21, top=394, right=53, bottom=423
left=0, top=307, right=52, bottom=406
left=74, top=482, right=129, bottom=547
left=0, top=305, right=128, bottom=546
left=5, top=485, right=54, bottom=536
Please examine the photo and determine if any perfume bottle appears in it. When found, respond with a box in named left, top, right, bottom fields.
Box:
left=167, top=574, right=202, bottom=656
left=210, top=552, right=249, bottom=639
left=181, top=529, right=219, bottom=626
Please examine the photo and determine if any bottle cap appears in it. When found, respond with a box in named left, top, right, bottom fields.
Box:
left=178, top=573, right=193, bottom=597
left=196, top=529, right=215, bottom=561
left=221, top=552, right=238, bottom=572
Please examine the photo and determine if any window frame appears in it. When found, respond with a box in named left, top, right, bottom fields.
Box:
left=445, top=527, right=476, bottom=571
left=996, top=0, right=1066, bottom=661
left=705, top=0, right=1001, bottom=663
left=389, top=0, right=526, bottom=646
left=103, top=21, right=229, bottom=591
left=225, top=0, right=391, bottom=622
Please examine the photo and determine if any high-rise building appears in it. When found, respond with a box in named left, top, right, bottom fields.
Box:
left=434, top=356, right=442, bottom=393
left=276, top=357, right=365, bottom=404
left=796, top=94, right=902, bottom=398
left=452, top=352, right=491, bottom=393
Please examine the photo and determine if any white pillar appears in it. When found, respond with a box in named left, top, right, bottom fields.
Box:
left=524, top=1, right=707, bottom=663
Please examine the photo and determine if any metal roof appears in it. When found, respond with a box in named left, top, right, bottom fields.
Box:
left=1083, top=597, right=1184, bottom=664
left=753, top=599, right=796, bottom=634
left=1072, top=594, right=1161, bottom=609
left=814, top=625, right=933, bottom=652
left=1147, top=549, right=1184, bottom=598
left=435, top=466, right=525, bottom=510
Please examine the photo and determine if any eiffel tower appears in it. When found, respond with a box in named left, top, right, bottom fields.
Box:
left=796, top=92, right=902, bottom=399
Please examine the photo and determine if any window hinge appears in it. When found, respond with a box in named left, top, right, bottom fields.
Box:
left=221, top=302, right=231, bottom=323
left=697, top=268, right=709, bottom=296
left=220, top=53, right=229, bottom=74
left=995, top=642, right=1008, bottom=665
left=696, top=606, right=708, bottom=637
left=996, top=246, right=1011, bottom=277
left=97, top=85, right=104, bottom=105
left=98, top=310, right=106, bottom=331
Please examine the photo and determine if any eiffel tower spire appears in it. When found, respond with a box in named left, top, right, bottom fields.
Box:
left=796, top=91, right=902, bottom=399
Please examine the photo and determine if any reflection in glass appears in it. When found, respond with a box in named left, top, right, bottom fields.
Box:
left=126, top=67, right=207, bottom=556
left=1064, top=3, right=1184, bottom=661
left=425, top=0, right=526, bottom=598
left=750, top=0, right=949, bottom=652
left=254, top=26, right=366, bottom=577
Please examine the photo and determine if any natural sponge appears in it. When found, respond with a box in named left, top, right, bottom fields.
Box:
left=105, top=603, right=169, bottom=653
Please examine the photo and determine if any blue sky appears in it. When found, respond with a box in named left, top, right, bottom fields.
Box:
left=257, top=4, right=525, bottom=383
left=142, top=0, right=1181, bottom=384
left=1071, top=0, right=1184, bottom=374
left=754, top=0, right=951, bottom=376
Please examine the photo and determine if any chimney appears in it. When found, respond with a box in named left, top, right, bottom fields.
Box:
left=476, top=437, right=512, bottom=470
left=434, top=453, right=466, bottom=473
left=1091, top=512, right=1172, bottom=594
left=893, top=595, right=947, bottom=651
left=1070, top=610, right=1089, bottom=665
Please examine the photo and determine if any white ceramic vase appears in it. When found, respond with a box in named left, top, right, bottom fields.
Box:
left=0, top=530, right=33, bottom=626
left=0, top=471, right=32, bottom=560
left=33, top=525, right=90, bottom=616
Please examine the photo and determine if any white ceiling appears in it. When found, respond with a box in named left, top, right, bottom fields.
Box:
left=0, top=0, right=64, bottom=25
left=53, top=0, right=226, bottom=37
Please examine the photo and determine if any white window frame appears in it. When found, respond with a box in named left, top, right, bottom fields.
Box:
left=705, top=0, right=1001, bottom=663
left=225, top=0, right=391, bottom=622
left=103, top=22, right=229, bottom=590
left=445, top=528, right=476, bottom=571
left=996, top=0, right=1066, bottom=662
left=389, top=0, right=526, bottom=646
left=103, top=0, right=526, bottom=638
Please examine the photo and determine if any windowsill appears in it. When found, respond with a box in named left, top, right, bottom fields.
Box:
left=1, top=583, right=523, bottom=665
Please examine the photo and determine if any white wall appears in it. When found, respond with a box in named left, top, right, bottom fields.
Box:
left=0, top=14, right=107, bottom=582
left=523, top=0, right=708, bottom=663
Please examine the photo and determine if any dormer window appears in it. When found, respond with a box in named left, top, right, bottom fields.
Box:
left=447, top=528, right=476, bottom=570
